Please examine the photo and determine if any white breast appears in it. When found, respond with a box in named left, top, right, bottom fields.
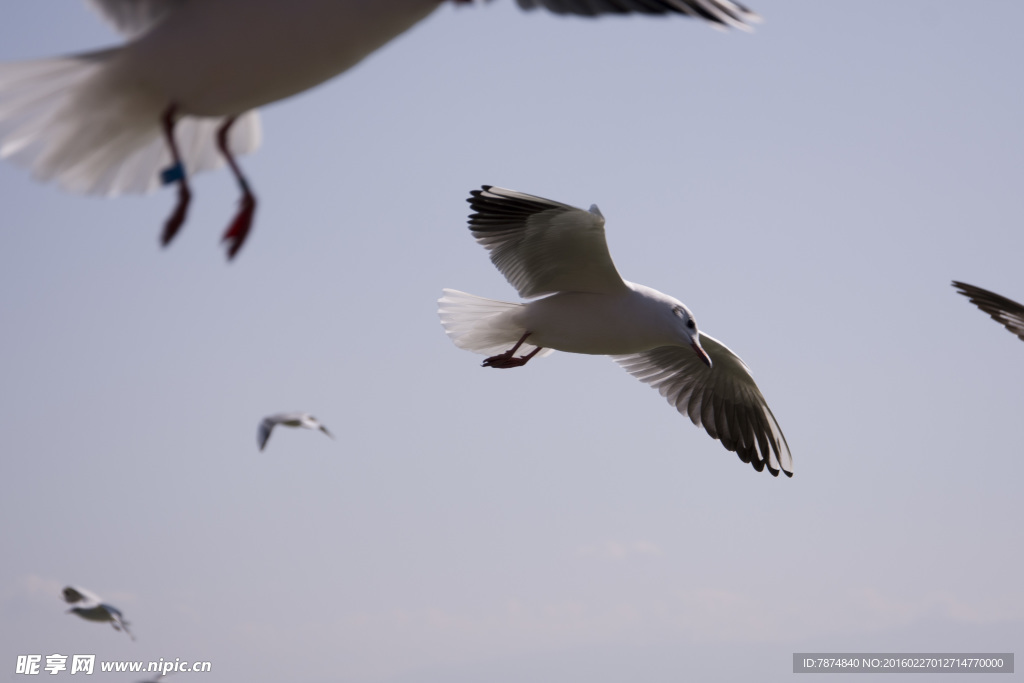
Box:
left=522, top=288, right=687, bottom=355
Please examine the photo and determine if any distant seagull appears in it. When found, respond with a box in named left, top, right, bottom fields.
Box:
left=953, top=281, right=1024, bottom=342
left=439, top=186, right=792, bottom=477
left=0, top=0, right=759, bottom=260
left=258, top=412, right=334, bottom=451
left=136, top=674, right=174, bottom=683
left=62, top=585, right=134, bottom=640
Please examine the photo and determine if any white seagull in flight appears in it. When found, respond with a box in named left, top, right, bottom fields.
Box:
left=439, top=186, right=792, bottom=477
left=258, top=412, right=334, bottom=451
left=62, top=585, right=134, bottom=640
left=953, top=281, right=1024, bottom=342
left=0, top=0, right=759, bottom=260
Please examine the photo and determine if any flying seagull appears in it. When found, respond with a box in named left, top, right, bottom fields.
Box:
left=439, top=186, right=792, bottom=477
left=0, top=0, right=759, bottom=260
left=952, top=281, right=1024, bottom=342
left=62, top=585, right=134, bottom=640
left=136, top=673, right=175, bottom=683
left=259, top=412, right=334, bottom=451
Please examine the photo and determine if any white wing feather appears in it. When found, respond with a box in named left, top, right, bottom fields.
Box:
left=62, top=585, right=103, bottom=606
left=466, top=186, right=629, bottom=299
left=613, top=333, right=792, bottom=476
left=0, top=50, right=262, bottom=196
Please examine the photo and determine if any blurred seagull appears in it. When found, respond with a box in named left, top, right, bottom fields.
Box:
left=136, top=674, right=174, bottom=683
left=953, top=281, right=1024, bottom=342
left=62, top=585, right=134, bottom=640
left=259, top=412, right=334, bottom=451
left=439, top=186, right=792, bottom=477
left=0, top=0, right=759, bottom=260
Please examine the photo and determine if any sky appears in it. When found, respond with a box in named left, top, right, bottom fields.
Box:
left=1, top=1, right=1022, bottom=682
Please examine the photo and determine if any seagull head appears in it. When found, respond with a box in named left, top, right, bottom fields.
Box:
left=670, top=303, right=711, bottom=368
left=629, top=284, right=712, bottom=368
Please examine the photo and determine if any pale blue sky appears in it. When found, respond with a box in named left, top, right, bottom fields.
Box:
left=1, top=2, right=1022, bottom=682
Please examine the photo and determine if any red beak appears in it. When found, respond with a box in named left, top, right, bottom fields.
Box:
left=692, top=341, right=712, bottom=368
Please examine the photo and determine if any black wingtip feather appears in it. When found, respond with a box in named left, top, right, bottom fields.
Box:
left=952, top=280, right=1024, bottom=342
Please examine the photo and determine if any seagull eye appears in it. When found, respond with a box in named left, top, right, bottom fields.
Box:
left=686, top=319, right=696, bottom=330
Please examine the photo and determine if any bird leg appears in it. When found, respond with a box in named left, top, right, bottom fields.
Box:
left=482, top=332, right=543, bottom=369
left=216, top=116, right=257, bottom=260
left=159, top=104, right=191, bottom=247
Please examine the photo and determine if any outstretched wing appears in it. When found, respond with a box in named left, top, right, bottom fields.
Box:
left=467, top=185, right=629, bottom=299
left=612, top=333, right=792, bottom=476
left=62, top=585, right=102, bottom=606
left=953, top=281, right=1024, bottom=342
left=315, top=422, right=335, bottom=440
left=257, top=418, right=276, bottom=451
left=106, top=605, right=135, bottom=640
left=516, top=0, right=760, bottom=31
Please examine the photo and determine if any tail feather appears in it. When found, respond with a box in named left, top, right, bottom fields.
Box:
left=0, top=50, right=262, bottom=196
left=438, top=289, right=553, bottom=359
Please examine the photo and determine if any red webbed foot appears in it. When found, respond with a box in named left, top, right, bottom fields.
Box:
left=482, top=338, right=543, bottom=369
left=221, top=192, right=257, bottom=260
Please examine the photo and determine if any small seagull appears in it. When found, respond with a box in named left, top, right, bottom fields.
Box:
left=439, top=186, right=792, bottom=477
left=136, top=674, right=174, bottom=683
left=953, top=281, right=1024, bottom=342
left=62, top=585, right=134, bottom=640
left=0, top=0, right=759, bottom=260
left=258, top=412, right=334, bottom=451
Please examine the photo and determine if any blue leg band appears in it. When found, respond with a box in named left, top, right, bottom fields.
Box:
left=161, top=162, right=185, bottom=185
